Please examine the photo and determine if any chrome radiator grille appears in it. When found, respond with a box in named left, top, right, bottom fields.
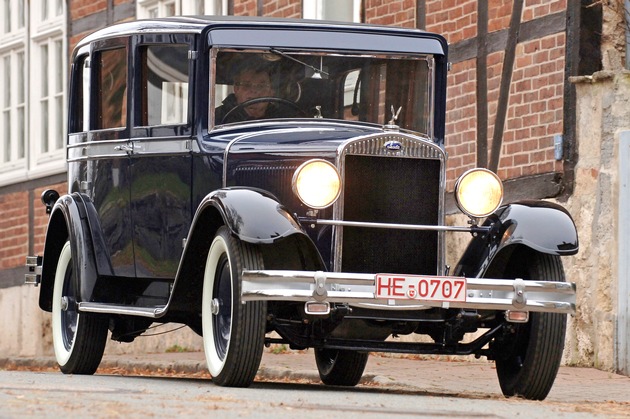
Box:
left=335, top=134, right=445, bottom=275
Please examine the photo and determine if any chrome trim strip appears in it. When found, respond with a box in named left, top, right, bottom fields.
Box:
left=241, top=270, right=577, bottom=314
left=78, top=302, right=167, bottom=318
left=67, top=138, right=197, bottom=162
left=315, top=219, right=483, bottom=233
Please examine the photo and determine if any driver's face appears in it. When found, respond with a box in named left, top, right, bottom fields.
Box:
left=233, top=69, right=273, bottom=118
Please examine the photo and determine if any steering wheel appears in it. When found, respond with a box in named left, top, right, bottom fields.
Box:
left=221, top=97, right=307, bottom=124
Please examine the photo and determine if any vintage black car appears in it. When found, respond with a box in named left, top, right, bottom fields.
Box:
left=26, top=16, right=578, bottom=400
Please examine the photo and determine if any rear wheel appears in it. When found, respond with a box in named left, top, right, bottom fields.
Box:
left=493, top=251, right=567, bottom=400
left=315, top=348, right=369, bottom=386
left=52, top=241, right=108, bottom=374
left=202, top=227, right=266, bottom=387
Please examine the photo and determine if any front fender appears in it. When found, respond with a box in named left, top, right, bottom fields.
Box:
left=197, top=187, right=305, bottom=244
left=454, top=200, right=578, bottom=278
left=39, top=193, right=101, bottom=311
left=168, top=187, right=321, bottom=316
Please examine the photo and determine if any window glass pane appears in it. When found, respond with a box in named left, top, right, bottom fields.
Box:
left=82, top=59, right=90, bottom=130
left=143, top=45, right=189, bottom=126
left=54, top=40, right=63, bottom=94
left=18, top=0, right=25, bottom=28
left=4, top=0, right=10, bottom=33
left=3, top=56, right=9, bottom=107
left=194, top=0, right=204, bottom=14
left=55, top=95, right=63, bottom=149
left=3, top=111, right=9, bottom=162
left=41, top=101, right=48, bottom=152
left=41, top=44, right=49, bottom=96
left=17, top=106, right=24, bottom=158
left=56, top=0, right=63, bottom=16
left=164, top=2, right=176, bottom=16
left=42, top=0, right=49, bottom=21
left=98, top=47, right=127, bottom=129
left=17, top=51, right=24, bottom=104
left=214, top=50, right=432, bottom=134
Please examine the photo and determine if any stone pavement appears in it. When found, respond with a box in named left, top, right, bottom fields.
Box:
left=1, top=350, right=629, bottom=405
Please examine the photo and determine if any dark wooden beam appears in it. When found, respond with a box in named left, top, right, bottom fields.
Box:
left=476, top=1, right=488, bottom=168
left=446, top=172, right=565, bottom=214
left=561, top=1, right=582, bottom=197
left=416, top=0, right=426, bottom=30
left=450, top=11, right=566, bottom=64
left=489, top=0, right=524, bottom=173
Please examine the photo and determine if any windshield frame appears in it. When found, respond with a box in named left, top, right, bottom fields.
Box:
left=208, top=47, right=436, bottom=139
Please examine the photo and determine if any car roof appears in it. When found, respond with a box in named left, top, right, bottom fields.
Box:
left=75, top=16, right=447, bottom=56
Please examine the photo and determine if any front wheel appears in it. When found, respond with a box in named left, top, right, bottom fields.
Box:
left=493, top=251, right=567, bottom=400
left=202, top=227, right=266, bottom=387
left=52, top=241, right=108, bottom=374
left=315, top=348, right=369, bottom=386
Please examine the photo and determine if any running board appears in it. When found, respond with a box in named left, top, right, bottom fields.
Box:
left=78, top=302, right=167, bottom=318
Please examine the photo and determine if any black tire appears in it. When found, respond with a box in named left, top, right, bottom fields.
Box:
left=52, top=241, right=108, bottom=374
left=315, top=348, right=369, bottom=386
left=494, top=251, right=567, bottom=400
left=202, top=226, right=266, bottom=387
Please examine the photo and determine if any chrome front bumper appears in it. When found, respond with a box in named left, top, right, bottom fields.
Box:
left=241, top=270, right=576, bottom=314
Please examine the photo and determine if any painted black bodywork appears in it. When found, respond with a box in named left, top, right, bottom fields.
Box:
left=37, top=17, right=578, bottom=352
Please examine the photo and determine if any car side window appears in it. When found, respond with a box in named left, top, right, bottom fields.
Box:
left=140, top=45, right=190, bottom=126
left=68, top=54, right=90, bottom=134
left=96, top=47, right=127, bottom=129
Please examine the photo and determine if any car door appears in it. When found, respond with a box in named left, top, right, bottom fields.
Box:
left=128, top=35, right=195, bottom=279
left=69, top=38, right=135, bottom=278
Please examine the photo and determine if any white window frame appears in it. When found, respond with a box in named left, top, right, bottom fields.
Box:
left=0, top=48, right=26, bottom=175
left=303, top=0, right=361, bottom=22
left=0, top=0, right=67, bottom=187
left=138, top=0, right=227, bottom=18
left=28, top=0, right=66, bottom=180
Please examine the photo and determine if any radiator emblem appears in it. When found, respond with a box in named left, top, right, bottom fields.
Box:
left=384, top=140, right=402, bottom=151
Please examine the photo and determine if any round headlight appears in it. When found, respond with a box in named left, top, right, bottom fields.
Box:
left=454, top=168, right=503, bottom=218
left=292, top=159, right=341, bottom=209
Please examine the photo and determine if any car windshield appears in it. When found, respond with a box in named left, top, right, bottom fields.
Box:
left=211, top=49, right=434, bottom=136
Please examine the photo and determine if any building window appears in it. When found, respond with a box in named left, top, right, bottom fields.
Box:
left=303, top=0, right=361, bottom=22
left=0, top=0, right=66, bottom=185
left=138, top=0, right=227, bottom=18
left=1, top=50, right=26, bottom=167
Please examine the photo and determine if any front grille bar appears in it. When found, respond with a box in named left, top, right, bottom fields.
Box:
left=299, top=217, right=490, bottom=234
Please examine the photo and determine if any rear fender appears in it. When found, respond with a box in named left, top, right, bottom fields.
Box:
left=39, top=193, right=106, bottom=311
left=454, top=200, right=578, bottom=278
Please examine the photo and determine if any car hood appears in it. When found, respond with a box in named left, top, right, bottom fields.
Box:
left=207, top=121, right=386, bottom=158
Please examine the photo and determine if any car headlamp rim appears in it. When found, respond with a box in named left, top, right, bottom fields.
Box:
left=454, top=168, right=504, bottom=218
left=292, top=159, right=341, bottom=209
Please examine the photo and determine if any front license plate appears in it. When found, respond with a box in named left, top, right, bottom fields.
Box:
left=375, top=274, right=467, bottom=302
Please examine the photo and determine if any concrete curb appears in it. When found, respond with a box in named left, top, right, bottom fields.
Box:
left=0, top=356, right=323, bottom=382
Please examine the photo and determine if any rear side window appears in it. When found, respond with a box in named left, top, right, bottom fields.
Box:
left=140, top=45, right=189, bottom=126
left=96, top=47, right=127, bottom=129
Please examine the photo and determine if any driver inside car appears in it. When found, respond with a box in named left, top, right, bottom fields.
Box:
left=215, top=62, right=288, bottom=124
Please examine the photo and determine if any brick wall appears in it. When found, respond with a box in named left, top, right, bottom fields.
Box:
left=0, top=192, right=29, bottom=270
left=364, top=0, right=415, bottom=27
left=424, top=0, right=567, bottom=187
left=262, top=0, right=302, bottom=18
left=0, top=0, right=572, bottom=272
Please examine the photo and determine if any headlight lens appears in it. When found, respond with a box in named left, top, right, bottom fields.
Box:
left=454, top=168, right=503, bottom=218
left=292, top=159, right=341, bottom=209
